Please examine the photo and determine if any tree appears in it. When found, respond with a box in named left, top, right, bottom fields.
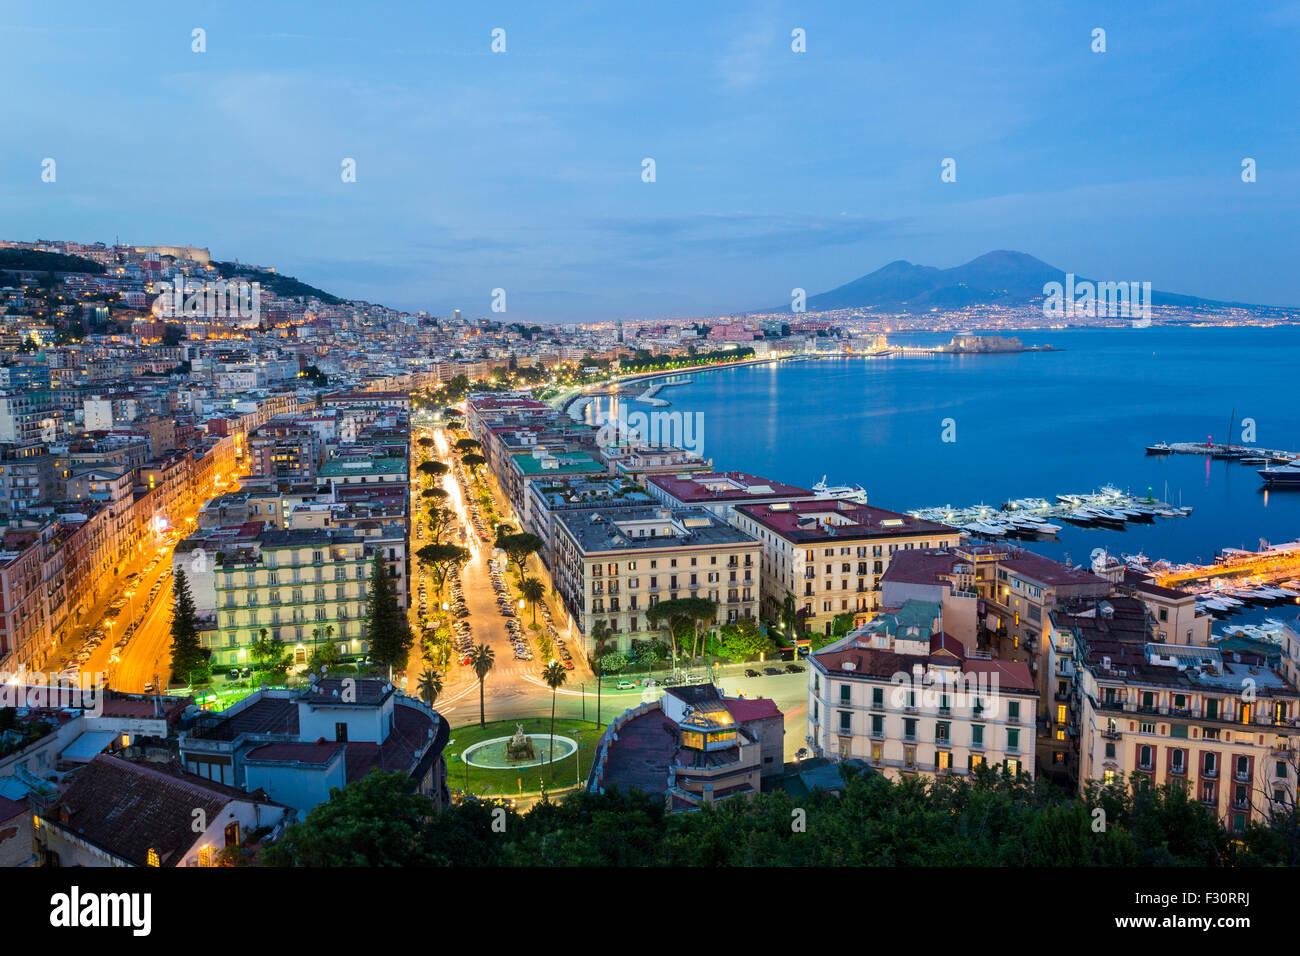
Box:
left=261, top=771, right=436, bottom=867
left=591, top=619, right=613, bottom=727
left=417, top=667, right=443, bottom=707
left=470, top=643, right=495, bottom=728
left=425, top=505, right=456, bottom=545
left=461, top=452, right=486, bottom=474
left=169, top=567, right=205, bottom=683
left=645, top=596, right=716, bottom=664
left=417, top=460, right=448, bottom=479
left=541, top=660, right=567, bottom=778
left=716, top=617, right=775, bottom=662
left=521, top=576, right=545, bottom=625
left=496, top=532, right=543, bottom=585
left=417, top=436, right=434, bottom=448
left=416, top=543, right=470, bottom=595
left=454, top=437, right=481, bottom=454
left=366, top=550, right=412, bottom=676
left=250, top=627, right=290, bottom=676
left=308, top=637, right=341, bottom=672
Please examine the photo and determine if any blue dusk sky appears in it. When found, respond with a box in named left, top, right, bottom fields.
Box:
left=2, top=0, right=1297, bottom=320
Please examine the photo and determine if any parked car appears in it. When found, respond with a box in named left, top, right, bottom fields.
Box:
left=744, top=668, right=760, bottom=678
left=785, top=663, right=805, bottom=674
left=763, top=667, right=782, bottom=676
left=616, top=680, right=636, bottom=690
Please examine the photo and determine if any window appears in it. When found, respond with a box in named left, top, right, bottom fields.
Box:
left=335, top=722, right=348, bottom=742
left=971, top=724, right=984, bottom=748
left=1139, top=745, right=1153, bottom=770
left=1007, top=728, right=1020, bottom=753
left=838, top=711, right=851, bottom=733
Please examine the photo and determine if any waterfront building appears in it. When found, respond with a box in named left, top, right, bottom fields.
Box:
left=806, top=600, right=1038, bottom=779
left=1060, top=596, right=1300, bottom=831
left=733, top=500, right=959, bottom=634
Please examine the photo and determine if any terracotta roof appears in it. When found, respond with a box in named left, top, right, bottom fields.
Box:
left=723, top=696, right=783, bottom=723
left=48, top=756, right=282, bottom=867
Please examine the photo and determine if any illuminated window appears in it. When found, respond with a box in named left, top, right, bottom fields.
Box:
left=147, top=848, right=160, bottom=867
left=198, top=845, right=214, bottom=867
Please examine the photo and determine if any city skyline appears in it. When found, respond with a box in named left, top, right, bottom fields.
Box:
left=4, top=1, right=1299, bottom=319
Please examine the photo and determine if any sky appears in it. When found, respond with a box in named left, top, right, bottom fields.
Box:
left=2, top=0, right=1298, bottom=320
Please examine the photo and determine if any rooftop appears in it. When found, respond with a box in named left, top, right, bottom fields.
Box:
left=736, top=499, right=952, bottom=542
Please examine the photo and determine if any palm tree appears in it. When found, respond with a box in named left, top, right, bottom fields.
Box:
left=590, top=619, right=612, bottom=727
left=417, top=667, right=442, bottom=707
left=520, top=576, right=545, bottom=625
left=470, top=643, right=495, bottom=728
left=541, top=659, right=567, bottom=778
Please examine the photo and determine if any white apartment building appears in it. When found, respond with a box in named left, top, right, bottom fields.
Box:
left=808, top=599, right=1038, bottom=779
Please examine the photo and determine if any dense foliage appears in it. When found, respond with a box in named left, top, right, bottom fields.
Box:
left=262, top=765, right=1295, bottom=867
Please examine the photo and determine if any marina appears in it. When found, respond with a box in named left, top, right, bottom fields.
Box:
left=1125, top=539, right=1300, bottom=620
left=907, top=485, right=1191, bottom=540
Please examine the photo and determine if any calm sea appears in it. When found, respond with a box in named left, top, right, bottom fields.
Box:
left=585, top=326, right=1300, bottom=585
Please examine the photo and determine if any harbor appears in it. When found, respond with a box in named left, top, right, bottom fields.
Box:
left=907, top=485, right=1192, bottom=540
left=1142, top=538, right=1300, bottom=619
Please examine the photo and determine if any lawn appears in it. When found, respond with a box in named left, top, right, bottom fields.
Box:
left=445, top=717, right=605, bottom=799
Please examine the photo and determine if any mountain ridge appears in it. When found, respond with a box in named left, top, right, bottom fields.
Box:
left=759, top=250, right=1290, bottom=314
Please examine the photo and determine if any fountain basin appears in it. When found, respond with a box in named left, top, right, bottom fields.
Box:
left=462, top=734, right=578, bottom=769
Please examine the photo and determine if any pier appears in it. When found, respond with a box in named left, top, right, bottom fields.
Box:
left=1145, top=440, right=1297, bottom=464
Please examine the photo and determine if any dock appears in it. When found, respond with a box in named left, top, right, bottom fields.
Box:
left=1145, top=440, right=1296, bottom=464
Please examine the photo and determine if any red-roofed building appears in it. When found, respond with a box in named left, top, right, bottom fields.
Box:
left=646, top=471, right=815, bottom=522
left=733, top=500, right=961, bottom=633
left=35, top=755, right=293, bottom=867
left=589, top=682, right=784, bottom=810
left=808, top=609, right=1037, bottom=781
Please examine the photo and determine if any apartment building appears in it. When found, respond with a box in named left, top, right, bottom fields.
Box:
left=551, top=506, right=760, bottom=657
left=521, top=474, right=656, bottom=565
left=1058, top=596, right=1300, bottom=830
left=645, top=471, right=814, bottom=524
left=733, top=500, right=959, bottom=634
left=180, top=528, right=387, bottom=669
left=807, top=599, right=1038, bottom=779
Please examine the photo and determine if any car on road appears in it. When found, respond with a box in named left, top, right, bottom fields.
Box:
left=763, top=667, right=782, bottom=676
left=744, top=668, right=760, bottom=677
left=616, top=681, right=636, bottom=690
left=784, top=663, right=805, bottom=674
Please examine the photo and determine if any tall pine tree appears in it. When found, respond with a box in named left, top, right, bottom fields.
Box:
left=170, top=567, right=205, bottom=683
left=366, top=549, right=412, bottom=676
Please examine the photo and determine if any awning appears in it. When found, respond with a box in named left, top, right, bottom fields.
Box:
left=59, top=730, right=119, bottom=763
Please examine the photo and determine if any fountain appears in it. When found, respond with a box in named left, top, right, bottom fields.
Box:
left=505, top=723, right=535, bottom=761
left=461, top=727, right=578, bottom=769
